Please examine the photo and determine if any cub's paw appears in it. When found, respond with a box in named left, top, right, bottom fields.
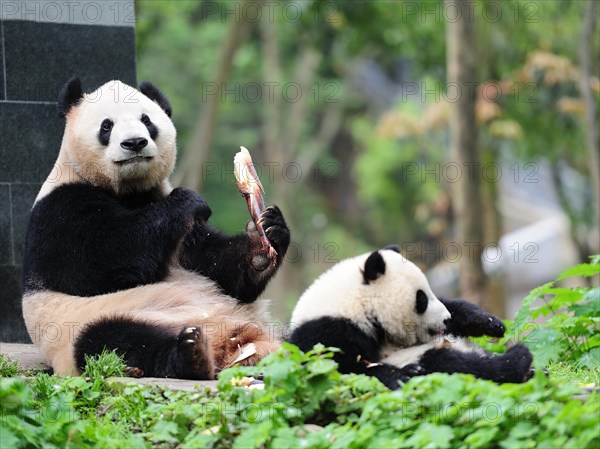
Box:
left=258, top=206, right=290, bottom=256
left=498, top=344, right=534, bottom=383
left=475, top=313, right=506, bottom=338
left=398, top=363, right=425, bottom=382
left=168, top=188, right=212, bottom=221
left=175, top=327, right=214, bottom=380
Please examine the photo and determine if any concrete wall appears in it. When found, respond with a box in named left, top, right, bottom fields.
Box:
left=1, top=0, right=136, bottom=342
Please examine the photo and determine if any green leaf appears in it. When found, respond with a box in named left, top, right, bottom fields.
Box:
left=557, top=262, right=600, bottom=280
left=308, top=359, right=338, bottom=375
left=524, top=328, right=567, bottom=367
left=232, top=421, right=273, bottom=449
left=578, top=347, right=600, bottom=369
left=0, top=426, right=20, bottom=449
left=150, top=420, right=179, bottom=443
left=401, top=423, right=455, bottom=448
left=463, top=427, right=499, bottom=449
left=504, top=282, right=554, bottom=343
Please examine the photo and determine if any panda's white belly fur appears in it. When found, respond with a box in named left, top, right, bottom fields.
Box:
left=22, top=268, right=276, bottom=375
left=380, top=337, right=484, bottom=368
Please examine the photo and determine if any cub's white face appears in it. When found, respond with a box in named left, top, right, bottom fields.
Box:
left=291, top=249, right=451, bottom=347
left=61, top=80, right=176, bottom=194
left=366, top=250, right=451, bottom=346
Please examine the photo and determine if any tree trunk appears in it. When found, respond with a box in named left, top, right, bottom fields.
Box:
left=172, top=4, right=253, bottom=190
left=445, top=0, right=490, bottom=308
left=579, top=0, right=600, bottom=253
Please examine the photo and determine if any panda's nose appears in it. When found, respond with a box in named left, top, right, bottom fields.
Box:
left=121, top=137, right=148, bottom=152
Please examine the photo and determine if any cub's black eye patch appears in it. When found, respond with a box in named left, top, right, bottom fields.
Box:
left=141, top=113, right=158, bottom=140
left=416, top=289, right=428, bottom=314
left=98, top=119, right=113, bottom=146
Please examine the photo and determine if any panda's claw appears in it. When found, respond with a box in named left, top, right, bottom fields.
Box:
left=175, top=327, right=214, bottom=380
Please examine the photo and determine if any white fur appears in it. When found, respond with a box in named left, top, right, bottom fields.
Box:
left=290, top=250, right=451, bottom=347
left=36, top=80, right=176, bottom=202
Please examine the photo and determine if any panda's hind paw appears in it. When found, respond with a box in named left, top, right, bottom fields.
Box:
left=398, top=363, right=425, bottom=382
left=498, top=344, right=534, bottom=383
left=175, top=327, right=215, bottom=380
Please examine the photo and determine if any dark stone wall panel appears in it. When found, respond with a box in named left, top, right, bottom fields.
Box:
left=0, top=185, right=14, bottom=265
left=4, top=20, right=136, bottom=102
left=0, top=23, right=5, bottom=100
left=0, top=102, right=62, bottom=183
left=0, top=265, right=30, bottom=343
left=11, top=183, right=41, bottom=265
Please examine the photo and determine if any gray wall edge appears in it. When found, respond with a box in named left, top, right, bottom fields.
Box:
left=1, top=0, right=136, bottom=27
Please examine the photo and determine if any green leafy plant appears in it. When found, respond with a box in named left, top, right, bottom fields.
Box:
left=504, top=256, right=600, bottom=369
left=0, top=354, right=20, bottom=377
left=0, top=344, right=598, bottom=448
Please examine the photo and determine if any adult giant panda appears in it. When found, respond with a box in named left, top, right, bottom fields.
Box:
left=289, top=247, right=533, bottom=389
left=22, top=77, right=290, bottom=378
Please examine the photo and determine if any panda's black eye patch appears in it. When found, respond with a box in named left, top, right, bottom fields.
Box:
left=98, top=119, right=113, bottom=146
left=416, top=289, right=428, bottom=314
left=141, top=113, right=158, bottom=140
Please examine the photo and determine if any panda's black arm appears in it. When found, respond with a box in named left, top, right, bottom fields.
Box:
left=439, top=298, right=506, bottom=338
left=23, top=184, right=203, bottom=296
left=179, top=206, right=290, bottom=303
left=288, top=317, right=416, bottom=390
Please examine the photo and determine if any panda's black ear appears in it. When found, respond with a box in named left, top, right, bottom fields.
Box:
left=139, top=81, right=172, bottom=117
left=363, top=251, right=386, bottom=284
left=57, top=76, right=83, bottom=118
left=384, top=244, right=400, bottom=253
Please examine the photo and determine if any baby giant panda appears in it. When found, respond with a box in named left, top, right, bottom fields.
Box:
left=289, top=247, right=533, bottom=389
left=22, top=77, right=290, bottom=378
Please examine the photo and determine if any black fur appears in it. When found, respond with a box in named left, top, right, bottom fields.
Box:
left=288, top=316, right=420, bottom=389
left=415, top=290, right=428, bottom=314
left=141, top=113, right=158, bottom=140
left=75, top=316, right=213, bottom=379
left=139, top=81, right=172, bottom=117
left=418, top=343, right=533, bottom=384
left=439, top=297, right=506, bottom=338
left=22, top=184, right=289, bottom=300
left=57, top=76, right=83, bottom=118
left=179, top=205, right=290, bottom=303
left=98, top=119, right=113, bottom=146
left=362, top=251, right=386, bottom=284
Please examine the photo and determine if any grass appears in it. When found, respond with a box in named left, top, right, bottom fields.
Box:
left=546, top=362, right=600, bottom=386
left=0, top=354, right=20, bottom=377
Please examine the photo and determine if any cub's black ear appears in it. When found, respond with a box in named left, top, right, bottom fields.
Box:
left=363, top=251, right=386, bottom=284
left=384, top=244, right=400, bottom=253
left=139, top=81, right=172, bottom=117
left=57, top=76, right=83, bottom=118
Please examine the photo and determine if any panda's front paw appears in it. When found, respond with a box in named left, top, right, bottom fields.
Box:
left=471, top=313, right=506, bottom=338
left=167, top=188, right=212, bottom=221
left=258, top=206, right=290, bottom=257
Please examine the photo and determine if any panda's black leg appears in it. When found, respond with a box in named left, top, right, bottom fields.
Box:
left=418, top=344, right=533, bottom=383
left=74, top=317, right=214, bottom=379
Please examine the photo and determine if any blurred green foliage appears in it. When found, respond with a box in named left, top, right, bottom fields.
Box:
left=134, top=0, right=599, bottom=314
